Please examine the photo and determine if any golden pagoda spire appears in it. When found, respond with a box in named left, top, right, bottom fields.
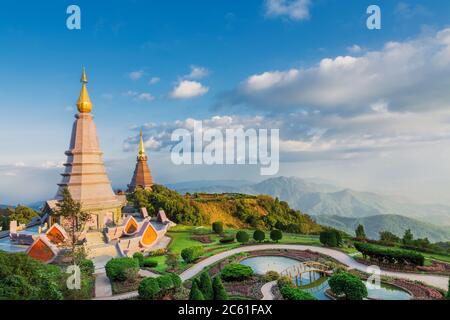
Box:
left=138, top=129, right=146, bottom=157
left=76, top=67, right=93, bottom=113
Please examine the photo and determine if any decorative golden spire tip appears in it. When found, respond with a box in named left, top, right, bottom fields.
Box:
left=76, top=67, right=93, bottom=113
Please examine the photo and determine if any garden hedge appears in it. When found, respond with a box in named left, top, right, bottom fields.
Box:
left=279, top=286, right=317, bottom=300
left=220, top=264, right=254, bottom=282
left=105, top=257, right=139, bottom=282
left=354, top=242, right=424, bottom=266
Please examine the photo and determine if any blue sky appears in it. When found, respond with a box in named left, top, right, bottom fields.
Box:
left=2, top=0, right=450, bottom=204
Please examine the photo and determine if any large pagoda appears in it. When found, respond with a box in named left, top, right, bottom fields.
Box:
left=44, top=68, right=125, bottom=230
left=127, top=130, right=154, bottom=192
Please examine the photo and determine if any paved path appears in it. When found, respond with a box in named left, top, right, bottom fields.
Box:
left=179, top=245, right=449, bottom=290
left=94, top=273, right=112, bottom=298
left=261, top=281, right=276, bottom=300
left=94, top=244, right=449, bottom=300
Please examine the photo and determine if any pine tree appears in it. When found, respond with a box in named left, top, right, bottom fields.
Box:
left=213, top=276, right=228, bottom=300
left=198, top=272, right=213, bottom=300
left=355, top=224, right=366, bottom=239
left=189, top=281, right=205, bottom=300
left=447, top=279, right=450, bottom=300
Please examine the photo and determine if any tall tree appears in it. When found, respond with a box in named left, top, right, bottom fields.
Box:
left=189, top=281, right=205, bottom=300
left=355, top=224, right=366, bottom=239
left=198, top=272, right=213, bottom=300
left=402, top=229, right=414, bottom=245
left=53, top=188, right=91, bottom=264
left=213, top=276, right=228, bottom=300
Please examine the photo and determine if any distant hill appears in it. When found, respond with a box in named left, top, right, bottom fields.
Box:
left=314, top=214, right=450, bottom=243
left=170, top=176, right=450, bottom=240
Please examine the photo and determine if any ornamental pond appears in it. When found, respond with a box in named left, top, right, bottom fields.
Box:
left=239, top=256, right=412, bottom=300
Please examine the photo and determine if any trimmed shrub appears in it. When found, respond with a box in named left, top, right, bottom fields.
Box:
left=138, top=277, right=161, bottom=300
left=221, top=264, right=254, bottom=282
left=189, top=281, right=205, bottom=300
left=277, top=276, right=293, bottom=289
left=270, top=229, right=283, bottom=242
left=213, top=276, right=228, bottom=300
left=253, top=230, right=265, bottom=243
left=320, top=229, right=343, bottom=247
left=280, top=286, right=317, bottom=300
left=169, top=273, right=182, bottom=289
left=220, top=236, right=235, bottom=244
left=181, top=246, right=205, bottom=263
left=105, top=257, right=139, bottom=282
left=79, top=259, right=95, bottom=275
left=198, top=272, right=213, bottom=300
left=263, top=271, right=280, bottom=282
left=354, top=242, right=425, bottom=266
left=236, top=231, right=250, bottom=244
left=133, top=252, right=144, bottom=267
left=157, top=275, right=174, bottom=291
left=142, top=258, right=158, bottom=268
left=212, top=221, right=224, bottom=234
left=328, top=272, right=368, bottom=300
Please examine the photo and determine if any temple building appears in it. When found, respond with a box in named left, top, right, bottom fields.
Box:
left=44, top=68, right=126, bottom=230
left=127, top=130, right=154, bottom=192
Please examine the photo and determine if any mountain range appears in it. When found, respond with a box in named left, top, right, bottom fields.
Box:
left=170, top=177, right=450, bottom=242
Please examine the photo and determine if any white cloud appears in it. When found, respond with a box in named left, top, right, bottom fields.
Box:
left=136, top=93, right=155, bottom=102
left=170, top=80, right=209, bottom=99
left=265, top=0, right=311, bottom=21
left=123, top=90, right=155, bottom=102
left=127, top=70, right=145, bottom=81
left=149, top=77, right=160, bottom=85
left=185, top=65, right=209, bottom=80
left=225, top=27, right=450, bottom=115
left=347, top=44, right=363, bottom=54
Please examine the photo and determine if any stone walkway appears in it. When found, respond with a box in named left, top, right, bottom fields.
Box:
left=94, top=273, right=112, bottom=298
left=94, top=244, right=450, bottom=300
left=261, top=281, right=277, bottom=300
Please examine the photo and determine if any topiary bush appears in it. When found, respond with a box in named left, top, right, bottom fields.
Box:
left=138, top=277, right=161, bottom=300
left=189, top=280, right=205, bottom=300
left=263, top=271, right=280, bottom=282
left=320, top=229, right=343, bottom=247
left=181, top=246, right=205, bottom=263
left=220, top=236, right=235, bottom=244
left=142, top=258, right=158, bottom=268
left=157, top=275, right=174, bottom=291
left=212, top=221, right=224, bottom=234
left=221, top=264, right=254, bottom=282
left=79, top=259, right=95, bottom=275
left=270, top=229, right=283, bottom=242
left=279, top=286, right=317, bottom=300
left=105, top=257, right=139, bottom=282
left=133, top=252, right=144, bottom=267
left=198, top=272, right=213, bottom=300
left=213, top=276, right=228, bottom=300
left=236, top=231, right=250, bottom=244
left=169, top=273, right=182, bottom=289
left=328, top=272, right=368, bottom=300
left=253, top=230, right=265, bottom=243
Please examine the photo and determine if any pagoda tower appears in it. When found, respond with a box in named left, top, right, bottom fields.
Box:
left=128, top=130, right=154, bottom=192
left=45, top=68, right=125, bottom=230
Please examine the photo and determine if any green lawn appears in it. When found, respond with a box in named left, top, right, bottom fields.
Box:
left=148, top=225, right=323, bottom=273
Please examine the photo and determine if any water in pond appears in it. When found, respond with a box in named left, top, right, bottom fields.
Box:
left=240, top=256, right=412, bottom=300
left=240, top=256, right=300, bottom=274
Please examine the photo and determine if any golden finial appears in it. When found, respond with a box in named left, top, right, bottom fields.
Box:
left=138, top=129, right=146, bottom=156
left=76, top=67, right=93, bottom=113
